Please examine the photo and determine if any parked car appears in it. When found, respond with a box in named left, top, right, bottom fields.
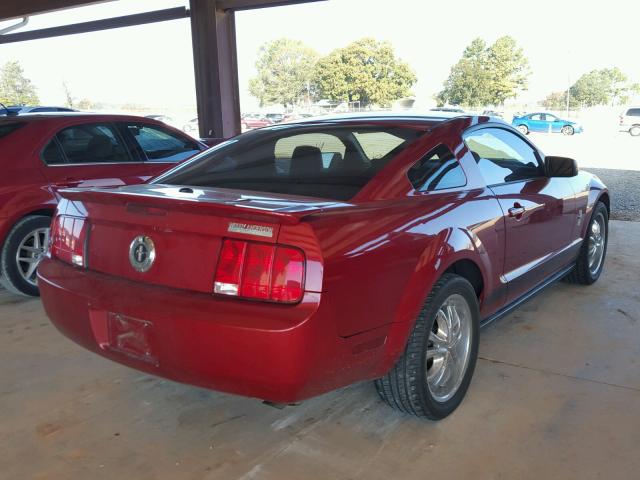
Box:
left=430, top=107, right=465, bottom=113
left=145, top=114, right=174, bottom=125
left=265, top=113, right=285, bottom=123
left=619, top=107, right=640, bottom=136
left=183, top=117, right=199, bottom=133
left=38, top=113, right=609, bottom=420
left=240, top=114, right=272, bottom=131
left=1, top=105, right=77, bottom=115
left=0, top=113, right=207, bottom=296
left=282, top=113, right=314, bottom=123
left=482, top=110, right=504, bottom=119
left=512, top=112, right=583, bottom=135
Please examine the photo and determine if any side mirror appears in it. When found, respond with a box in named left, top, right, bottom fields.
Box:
left=545, top=155, right=578, bottom=177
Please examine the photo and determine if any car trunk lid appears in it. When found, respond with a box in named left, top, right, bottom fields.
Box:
left=57, top=184, right=344, bottom=293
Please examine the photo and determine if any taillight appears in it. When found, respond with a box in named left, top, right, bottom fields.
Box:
left=50, top=215, right=88, bottom=267
left=214, top=239, right=305, bottom=304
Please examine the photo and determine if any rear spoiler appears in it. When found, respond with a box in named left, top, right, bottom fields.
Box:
left=57, top=188, right=341, bottom=226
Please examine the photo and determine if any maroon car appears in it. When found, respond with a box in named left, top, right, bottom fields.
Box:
left=38, top=113, right=609, bottom=419
left=0, top=113, right=207, bottom=296
left=241, top=115, right=272, bottom=131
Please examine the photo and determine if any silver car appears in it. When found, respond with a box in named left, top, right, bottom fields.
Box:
left=619, top=107, right=640, bottom=136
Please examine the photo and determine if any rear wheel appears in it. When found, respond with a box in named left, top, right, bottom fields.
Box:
left=561, top=125, right=575, bottom=135
left=629, top=125, right=640, bottom=137
left=0, top=215, right=51, bottom=296
left=566, top=201, right=608, bottom=285
left=517, top=124, right=529, bottom=135
left=375, top=274, right=479, bottom=420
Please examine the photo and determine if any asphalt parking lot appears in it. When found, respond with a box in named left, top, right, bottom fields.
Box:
left=1, top=220, right=639, bottom=480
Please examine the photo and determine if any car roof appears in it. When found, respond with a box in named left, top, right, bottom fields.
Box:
left=278, top=111, right=480, bottom=129
left=0, top=112, right=168, bottom=125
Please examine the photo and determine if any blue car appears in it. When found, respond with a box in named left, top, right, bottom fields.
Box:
left=511, top=112, right=583, bottom=135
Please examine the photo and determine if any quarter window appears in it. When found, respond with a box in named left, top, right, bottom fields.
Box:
left=126, top=123, right=201, bottom=162
left=464, top=128, right=543, bottom=185
left=408, top=145, right=466, bottom=191
left=55, top=124, right=131, bottom=164
left=42, top=140, right=65, bottom=165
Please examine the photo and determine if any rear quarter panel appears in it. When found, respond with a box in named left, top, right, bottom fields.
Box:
left=306, top=188, right=505, bottom=339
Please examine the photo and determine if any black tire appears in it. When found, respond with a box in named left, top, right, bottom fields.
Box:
left=561, top=125, right=575, bottom=136
left=517, top=124, right=529, bottom=135
left=629, top=125, right=640, bottom=137
left=566, top=201, right=608, bottom=285
left=0, top=215, right=51, bottom=296
left=375, top=274, right=480, bottom=420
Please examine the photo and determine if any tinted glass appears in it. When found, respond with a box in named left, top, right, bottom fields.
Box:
left=627, top=108, right=640, bottom=117
left=126, top=124, right=200, bottom=162
left=56, top=124, right=131, bottom=164
left=408, top=144, right=466, bottom=191
left=0, top=122, right=25, bottom=139
left=42, top=140, right=65, bottom=164
left=155, top=126, right=422, bottom=200
left=464, top=128, right=542, bottom=185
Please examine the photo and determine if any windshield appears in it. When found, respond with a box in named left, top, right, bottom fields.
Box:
left=154, top=124, right=423, bottom=200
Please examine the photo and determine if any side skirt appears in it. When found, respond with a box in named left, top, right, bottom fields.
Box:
left=480, top=264, right=575, bottom=329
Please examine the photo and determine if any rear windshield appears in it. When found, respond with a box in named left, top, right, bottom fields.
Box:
left=0, top=122, right=25, bottom=139
left=154, top=125, right=423, bottom=200
left=626, top=108, right=640, bottom=117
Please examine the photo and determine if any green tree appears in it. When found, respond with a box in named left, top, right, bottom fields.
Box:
left=569, top=68, right=638, bottom=107
left=486, top=36, right=530, bottom=105
left=62, top=81, right=75, bottom=108
left=438, top=36, right=529, bottom=107
left=249, top=38, right=319, bottom=108
left=541, top=90, right=578, bottom=110
left=436, top=38, right=491, bottom=107
left=0, top=60, right=39, bottom=105
left=570, top=70, right=610, bottom=107
left=313, top=38, right=416, bottom=108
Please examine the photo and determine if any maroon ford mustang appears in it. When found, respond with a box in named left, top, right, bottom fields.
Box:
left=38, top=113, right=609, bottom=419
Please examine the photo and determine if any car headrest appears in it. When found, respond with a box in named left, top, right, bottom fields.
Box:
left=290, top=145, right=323, bottom=177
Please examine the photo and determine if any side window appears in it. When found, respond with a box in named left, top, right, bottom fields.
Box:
left=126, top=123, right=201, bottom=162
left=464, top=128, right=543, bottom=185
left=274, top=133, right=346, bottom=174
left=530, top=114, right=543, bottom=121
left=42, top=140, right=65, bottom=165
left=56, top=124, right=131, bottom=164
left=544, top=114, right=558, bottom=122
left=408, top=144, right=466, bottom=192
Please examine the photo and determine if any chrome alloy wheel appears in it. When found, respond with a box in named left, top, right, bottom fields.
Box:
left=426, top=293, right=472, bottom=403
left=15, top=227, right=49, bottom=287
left=588, top=213, right=606, bottom=276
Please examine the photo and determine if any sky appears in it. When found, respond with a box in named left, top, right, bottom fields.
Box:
left=1, top=0, right=638, bottom=115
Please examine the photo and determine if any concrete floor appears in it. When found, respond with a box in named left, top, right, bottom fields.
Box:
left=1, top=221, right=639, bottom=480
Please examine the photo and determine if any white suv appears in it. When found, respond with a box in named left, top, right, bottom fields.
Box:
left=620, top=107, right=640, bottom=136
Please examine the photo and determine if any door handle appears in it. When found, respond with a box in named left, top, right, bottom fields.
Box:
left=508, top=204, right=526, bottom=217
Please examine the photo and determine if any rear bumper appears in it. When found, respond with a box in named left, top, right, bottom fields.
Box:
left=38, top=258, right=388, bottom=402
